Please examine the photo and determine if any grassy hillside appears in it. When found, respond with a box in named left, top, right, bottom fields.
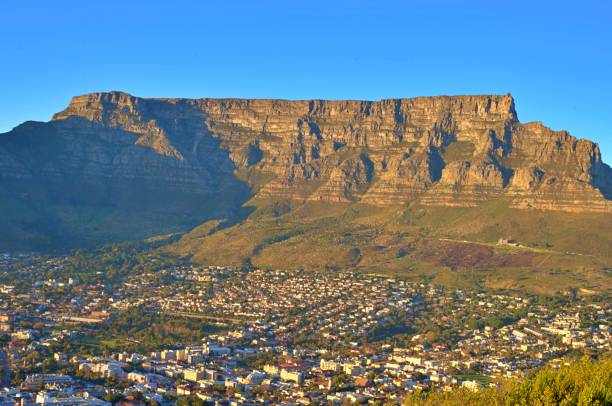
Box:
left=404, top=356, right=611, bottom=406
left=166, top=198, right=612, bottom=296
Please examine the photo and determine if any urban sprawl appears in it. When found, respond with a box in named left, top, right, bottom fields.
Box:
left=0, top=252, right=609, bottom=405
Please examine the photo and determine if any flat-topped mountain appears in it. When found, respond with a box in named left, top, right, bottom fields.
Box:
left=53, top=93, right=612, bottom=211
left=49, top=92, right=612, bottom=210
left=1, top=92, right=611, bottom=288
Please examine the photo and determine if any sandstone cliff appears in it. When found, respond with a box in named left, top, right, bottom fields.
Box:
left=52, top=92, right=612, bottom=211
left=0, top=91, right=610, bottom=249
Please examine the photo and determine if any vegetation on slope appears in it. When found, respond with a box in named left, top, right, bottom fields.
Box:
left=405, top=356, right=612, bottom=406
left=167, top=198, right=612, bottom=296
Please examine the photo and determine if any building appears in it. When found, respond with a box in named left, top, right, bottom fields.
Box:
left=0, top=313, right=13, bottom=332
left=22, top=374, right=73, bottom=390
left=320, top=359, right=341, bottom=372
left=160, top=350, right=176, bottom=361
left=183, top=369, right=205, bottom=382
left=202, top=369, right=223, bottom=384
left=127, top=372, right=149, bottom=384
left=79, top=362, right=124, bottom=379
left=280, top=369, right=303, bottom=385
left=342, top=363, right=363, bottom=376
left=202, top=343, right=231, bottom=356
left=245, top=371, right=266, bottom=384
left=176, top=349, right=188, bottom=362
left=35, top=393, right=109, bottom=406
left=263, top=364, right=280, bottom=376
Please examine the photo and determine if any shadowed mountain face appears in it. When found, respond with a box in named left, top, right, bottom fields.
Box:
left=0, top=96, right=251, bottom=250
left=0, top=91, right=610, bottom=253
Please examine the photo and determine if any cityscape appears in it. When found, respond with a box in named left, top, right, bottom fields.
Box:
left=0, top=251, right=608, bottom=405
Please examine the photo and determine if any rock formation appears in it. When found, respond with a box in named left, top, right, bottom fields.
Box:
left=1, top=91, right=610, bottom=249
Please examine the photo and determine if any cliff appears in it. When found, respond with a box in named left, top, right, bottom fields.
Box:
left=0, top=91, right=610, bottom=251
left=52, top=91, right=612, bottom=211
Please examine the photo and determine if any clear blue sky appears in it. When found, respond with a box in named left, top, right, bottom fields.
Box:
left=2, top=0, right=611, bottom=162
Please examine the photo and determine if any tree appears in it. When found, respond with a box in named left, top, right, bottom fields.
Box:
left=103, top=392, right=124, bottom=404
left=176, top=395, right=205, bottom=406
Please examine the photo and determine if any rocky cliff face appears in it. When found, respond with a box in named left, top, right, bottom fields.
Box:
left=51, top=92, right=612, bottom=210
left=1, top=91, right=610, bottom=248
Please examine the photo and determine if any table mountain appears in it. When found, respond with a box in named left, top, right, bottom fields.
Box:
left=1, top=91, right=610, bottom=259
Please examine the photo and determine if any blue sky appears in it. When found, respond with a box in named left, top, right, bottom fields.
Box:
left=1, top=1, right=611, bottom=162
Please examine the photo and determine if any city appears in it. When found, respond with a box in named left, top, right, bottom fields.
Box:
left=0, top=250, right=608, bottom=405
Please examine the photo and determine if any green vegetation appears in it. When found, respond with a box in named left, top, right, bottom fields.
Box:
left=454, top=373, right=493, bottom=386
left=176, top=394, right=206, bottom=406
left=329, top=372, right=354, bottom=392
left=467, top=308, right=528, bottom=330
left=64, top=239, right=183, bottom=282
left=241, top=352, right=277, bottom=369
left=168, top=198, right=612, bottom=296
left=405, top=356, right=612, bottom=406
left=68, top=307, right=225, bottom=354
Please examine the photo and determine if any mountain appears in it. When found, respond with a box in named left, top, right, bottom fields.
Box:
left=1, top=91, right=610, bottom=292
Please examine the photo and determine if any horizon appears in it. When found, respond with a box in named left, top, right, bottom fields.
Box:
left=1, top=0, right=611, bottom=164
